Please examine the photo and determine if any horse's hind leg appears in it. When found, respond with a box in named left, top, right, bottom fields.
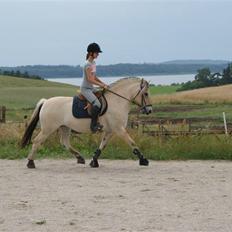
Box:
left=27, top=131, right=50, bottom=168
left=59, top=126, right=85, bottom=164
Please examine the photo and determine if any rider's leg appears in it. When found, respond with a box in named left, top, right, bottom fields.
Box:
left=90, top=98, right=103, bottom=132
left=80, top=88, right=103, bottom=132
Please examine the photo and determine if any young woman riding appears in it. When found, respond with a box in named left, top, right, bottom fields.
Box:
left=80, top=43, right=108, bottom=133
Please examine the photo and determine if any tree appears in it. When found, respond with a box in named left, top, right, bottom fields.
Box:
left=220, top=64, right=232, bottom=84
left=3, top=71, right=10, bottom=76
left=10, top=70, right=15, bottom=76
left=16, top=70, right=22, bottom=77
left=23, top=71, right=29, bottom=78
left=194, top=68, right=211, bottom=85
left=210, top=72, right=222, bottom=86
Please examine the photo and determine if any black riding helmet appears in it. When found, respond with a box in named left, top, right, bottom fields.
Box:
left=87, top=43, right=102, bottom=53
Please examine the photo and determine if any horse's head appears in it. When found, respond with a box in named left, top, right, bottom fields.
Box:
left=133, top=79, right=153, bottom=115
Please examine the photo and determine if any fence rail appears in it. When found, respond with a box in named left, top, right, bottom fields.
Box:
left=1, top=106, right=230, bottom=136
left=129, top=117, right=230, bottom=136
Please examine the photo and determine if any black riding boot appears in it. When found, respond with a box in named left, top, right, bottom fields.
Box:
left=90, top=105, right=103, bottom=133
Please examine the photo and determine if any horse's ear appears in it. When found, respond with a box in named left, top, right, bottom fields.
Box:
left=140, top=78, right=149, bottom=92
left=140, top=78, right=143, bottom=88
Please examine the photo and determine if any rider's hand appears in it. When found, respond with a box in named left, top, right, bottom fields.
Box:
left=102, top=84, right=108, bottom=89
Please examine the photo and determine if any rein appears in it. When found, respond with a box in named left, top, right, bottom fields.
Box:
left=103, top=79, right=152, bottom=114
left=105, top=88, right=142, bottom=107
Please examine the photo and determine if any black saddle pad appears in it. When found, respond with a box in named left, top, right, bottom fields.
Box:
left=72, top=96, right=91, bottom=118
left=72, top=95, right=108, bottom=119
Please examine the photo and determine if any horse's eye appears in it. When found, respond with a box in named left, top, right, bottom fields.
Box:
left=144, top=93, right=148, bottom=96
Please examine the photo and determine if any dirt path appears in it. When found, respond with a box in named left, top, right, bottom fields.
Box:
left=0, top=159, right=232, bottom=232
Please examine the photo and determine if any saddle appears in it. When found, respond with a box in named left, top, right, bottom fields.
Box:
left=72, top=91, right=108, bottom=119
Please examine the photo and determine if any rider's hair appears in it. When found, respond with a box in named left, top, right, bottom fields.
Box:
left=86, top=52, right=93, bottom=60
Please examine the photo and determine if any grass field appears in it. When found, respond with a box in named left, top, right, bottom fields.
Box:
left=1, top=75, right=232, bottom=122
left=0, top=75, right=180, bottom=109
left=0, top=75, right=77, bottom=108
left=149, top=84, right=181, bottom=95
left=144, top=104, right=232, bottom=121
left=1, top=75, right=232, bottom=160
left=152, top=84, right=232, bottom=104
left=0, top=124, right=232, bottom=160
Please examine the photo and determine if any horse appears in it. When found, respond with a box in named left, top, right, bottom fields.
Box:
left=21, top=77, right=153, bottom=168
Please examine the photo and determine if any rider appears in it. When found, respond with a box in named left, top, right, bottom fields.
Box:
left=80, top=42, right=108, bottom=133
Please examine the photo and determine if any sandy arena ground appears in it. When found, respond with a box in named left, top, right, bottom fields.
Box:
left=0, top=159, right=232, bottom=232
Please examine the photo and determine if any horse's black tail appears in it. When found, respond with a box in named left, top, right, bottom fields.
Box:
left=21, top=98, right=46, bottom=148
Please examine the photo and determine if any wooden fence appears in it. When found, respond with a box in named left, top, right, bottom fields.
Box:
left=129, top=118, right=231, bottom=136
left=1, top=106, right=231, bottom=136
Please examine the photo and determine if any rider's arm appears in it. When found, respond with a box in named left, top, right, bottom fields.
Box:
left=95, top=76, right=108, bottom=88
left=95, top=76, right=103, bottom=84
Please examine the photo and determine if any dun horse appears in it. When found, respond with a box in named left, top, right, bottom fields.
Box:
left=21, top=78, right=152, bottom=168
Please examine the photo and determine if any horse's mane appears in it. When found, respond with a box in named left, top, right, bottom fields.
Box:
left=109, top=77, right=141, bottom=90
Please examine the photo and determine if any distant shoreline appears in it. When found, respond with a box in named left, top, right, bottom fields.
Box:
left=0, top=60, right=229, bottom=78
left=47, top=74, right=195, bottom=86
left=46, top=72, right=196, bottom=79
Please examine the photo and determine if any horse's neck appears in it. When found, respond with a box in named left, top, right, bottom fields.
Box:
left=110, top=82, right=139, bottom=100
left=106, top=82, right=139, bottom=112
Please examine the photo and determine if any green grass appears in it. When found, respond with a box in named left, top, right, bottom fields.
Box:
left=149, top=85, right=181, bottom=95
left=1, top=76, right=232, bottom=124
left=0, top=75, right=182, bottom=121
left=149, top=104, right=232, bottom=121
left=0, top=75, right=75, bottom=88
left=0, top=76, right=179, bottom=109
left=0, top=75, right=77, bottom=108
left=1, top=131, right=232, bottom=160
left=1, top=75, right=232, bottom=161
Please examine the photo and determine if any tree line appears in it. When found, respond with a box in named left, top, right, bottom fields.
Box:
left=177, top=63, right=232, bottom=91
left=0, top=69, right=44, bottom=80
left=0, top=62, right=228, bottom=78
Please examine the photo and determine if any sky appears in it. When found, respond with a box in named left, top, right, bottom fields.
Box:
left=0, top=0, right=232, bottom=66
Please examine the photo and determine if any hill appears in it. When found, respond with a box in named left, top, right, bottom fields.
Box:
left=0, top=75, right=77, bottom=108
left=0, top=60, right=230, bottom=78
left=161, top=59, right=229, bottom=65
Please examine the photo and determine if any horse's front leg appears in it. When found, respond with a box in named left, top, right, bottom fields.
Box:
left=116, top=127, right=149, bottom=166
left=90, top=131, right=113, bottom=168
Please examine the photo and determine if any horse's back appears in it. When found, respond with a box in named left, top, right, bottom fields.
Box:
left=44, top=96, right=72, bottom=104
left=39, top=96, right=93, bottom=133
left=40, top=96, right=73, bottom=124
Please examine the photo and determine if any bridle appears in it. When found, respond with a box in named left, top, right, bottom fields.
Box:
left=105, top=79, right=152, bottom=111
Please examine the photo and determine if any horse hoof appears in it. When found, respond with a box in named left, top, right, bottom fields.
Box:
left=27, top=160, right=36, bottom=169
left=89, top=159, right=99, bottom=168
left=77, top=156, right=85, bottom=164
left=139, top=158, right=149, bottom=166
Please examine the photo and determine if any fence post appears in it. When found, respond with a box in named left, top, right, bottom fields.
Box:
left=0, top=106, right=6, bottom=123
left=189, top=120, right=191, bottom=133
left=223, top=112, right=228, bottom=136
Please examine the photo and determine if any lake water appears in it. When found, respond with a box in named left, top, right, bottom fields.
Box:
left=47, top=74, right=195, bottom=86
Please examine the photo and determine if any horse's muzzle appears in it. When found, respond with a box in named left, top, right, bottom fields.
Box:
left=141, top=105, right=152, bottom=115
